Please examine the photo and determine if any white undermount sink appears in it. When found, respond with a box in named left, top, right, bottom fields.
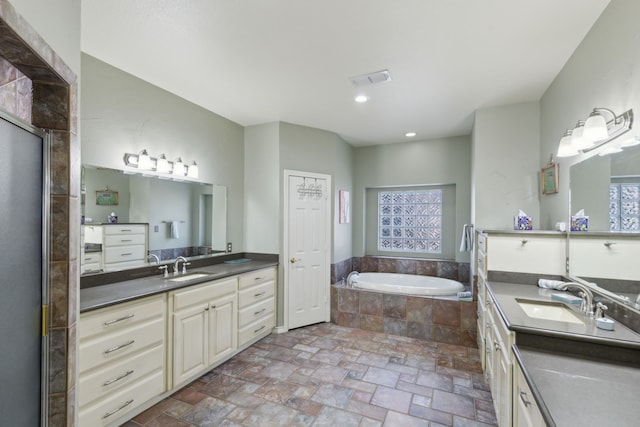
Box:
left=168, top=273, right=210, bottom=282
left=517, top=299, right=585, bottom=324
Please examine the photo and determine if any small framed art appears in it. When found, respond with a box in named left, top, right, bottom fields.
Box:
left=541, top=163, right=558, bottom=195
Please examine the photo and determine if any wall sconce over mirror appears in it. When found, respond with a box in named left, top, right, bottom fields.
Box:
left=557, top=107, right=634, bottom=158
left=123, top=150, right=199, bottom=179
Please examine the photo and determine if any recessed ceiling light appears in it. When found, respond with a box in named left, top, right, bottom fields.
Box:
left=354, top=95, right=369, bottom=103
left=405, top=132, right=417, bottom=137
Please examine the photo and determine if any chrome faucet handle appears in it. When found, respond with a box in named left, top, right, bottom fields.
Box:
left=158, top=265, right=169, bottom=278
left=595, top=302, right=608, bottom=319
left=182, top=262, right=191, bottom=274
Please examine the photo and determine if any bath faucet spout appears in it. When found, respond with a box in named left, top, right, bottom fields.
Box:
left=347, top=271, right=359, bottom=287
left=147, top=253, right=160, bottom=265
left=174, top=256, right=188, bottom=275
left=559, top=282, right=594, bottom=317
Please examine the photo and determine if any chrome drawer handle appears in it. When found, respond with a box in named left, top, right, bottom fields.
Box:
left=121, top=253, right=133, bottom=256
left=102, top=370, right=134, bottom=386
left=120, top=239, right=132, bottom=242
left=254, top=308, right=266, bottom=316
left=104, top=314, right=134, bottom=326
left=119, top=229, right=133, bottom=232
left=104, top=340, right=135, bottom=354
left=254, top=276, right=264, bottom=280
left=254, top=291, right=266, bottom=297
left=102, top=399, right=134, bottom=419
left=254, top=325, right=266, bottom=333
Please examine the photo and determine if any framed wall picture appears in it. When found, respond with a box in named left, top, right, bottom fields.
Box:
left=541, top=163, right=558, bottom=195
left=95, top=190, right=119, bottom=205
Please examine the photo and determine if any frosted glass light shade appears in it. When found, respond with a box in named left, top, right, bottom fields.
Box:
left=557, top=131, right=579, bottom=157
left=156, top=154, right=171, bottom=173
left=172, top=158, right=185, bottom=176
left=138, top=150, right=153, bottom=170
left=570, top=121, right=594, bottom=150
left=583, top=113, right=608, bottom=142
left=187, top=162, right=199, bottom=178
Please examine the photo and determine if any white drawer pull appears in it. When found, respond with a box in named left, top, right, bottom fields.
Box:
left=254, top=325, right=266, bottom=333
left=254, top=291, right=266, bottom=297
left=104, top=314, right=135, bottom=326
left=254, top=308, right=266, bottom=316
left=102, top=369, right=134, bottom=386
left=102, top=399, right=134, bottom=419
left=104, top=340, right=135, bottom=354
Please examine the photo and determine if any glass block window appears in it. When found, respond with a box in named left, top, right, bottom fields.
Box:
left=610, top=183, right=640, bottom=231
left=378, top=189, right=442, bottom=253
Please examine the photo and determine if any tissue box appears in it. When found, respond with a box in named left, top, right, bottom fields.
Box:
left=570, top=216, right=589, bottom=231
left=514, top=215, right=532, bottom=230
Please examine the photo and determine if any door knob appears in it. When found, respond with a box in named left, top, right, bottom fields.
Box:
left=290, top=257, right=301, bottom=263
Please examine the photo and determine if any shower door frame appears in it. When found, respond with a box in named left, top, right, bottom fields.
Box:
left=0, top=110, right=50, bottom=426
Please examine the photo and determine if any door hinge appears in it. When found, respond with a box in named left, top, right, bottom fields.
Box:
left=42, top=305, right=49, bottom=337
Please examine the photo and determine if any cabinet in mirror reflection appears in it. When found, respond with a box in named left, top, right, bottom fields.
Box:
left=81, top=166, right=227, bottom=275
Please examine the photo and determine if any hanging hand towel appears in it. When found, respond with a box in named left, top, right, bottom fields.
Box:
left=459, top=224, right=473, bottom=252
left=170, top=220, right=180, bottom=239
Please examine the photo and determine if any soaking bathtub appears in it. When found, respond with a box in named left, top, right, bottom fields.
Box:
left=348, top=272, right=464, bottom=296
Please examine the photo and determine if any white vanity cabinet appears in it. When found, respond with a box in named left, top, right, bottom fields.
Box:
left=81, top=225, right=104, bottom=274
left=238, top=267, right=276, bottom=347
left=102, top=224, right=148, bottom=272
left=483, top=232, right=566, bottom=276
left=169, top=277, right=238, bottom=387
left=569, top=234, right=638, bottom=281
left=78, top=294, right=166, bottom=426
left=513, top=362, right=544, bottom=427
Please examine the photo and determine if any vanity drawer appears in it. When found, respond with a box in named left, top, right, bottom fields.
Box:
left=239, top=281, right=275, bottom=308
left=80, top=316, right=165, bottom=373
left=78, top=369, right=164, bottom=427
left=104, top=233, right=146, bottom=247
left=238, top=297, right=275, bottom=328
left=238, top=314, right=275, bottom=346
left=171, top=277, right=237, bottom=311
left=78, top=344, right=164, bottom=407
left=239, top=267, right=275, bottom=289
left=80, top=295, right=165, bottom=341
left=103, top=224, right=147, bottom=236
left=103, top=245, right=146, bottom=264
left=81, top=251, right=102, bottom=264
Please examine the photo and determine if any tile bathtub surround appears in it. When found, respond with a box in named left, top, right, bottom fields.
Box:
left=331, top=256, right=471, bottom=289
left=331, top=284, right=478, bottom=348
left=124, top=323, right=497, bottom=427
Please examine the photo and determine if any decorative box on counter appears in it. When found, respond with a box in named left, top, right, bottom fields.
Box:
left=570, top=209, right=589, bottom=231
left=513, top=210, right=533, bottom=230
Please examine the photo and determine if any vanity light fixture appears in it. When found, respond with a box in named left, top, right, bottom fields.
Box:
left=123, top=150, right=198, bottom=179
left=556, top=107, right=634, bottom=157
left=405, top=132, right=417, bottom=138
left=354, top=95, right=369, bottom=103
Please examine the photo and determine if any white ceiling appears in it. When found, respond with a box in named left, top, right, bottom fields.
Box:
left=80, top=0, right=610, bottom=146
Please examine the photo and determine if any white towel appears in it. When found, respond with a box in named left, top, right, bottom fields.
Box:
left=537, top=279, right=566, bottom=289
left=170, top=221, right=180, bottom=239
left=459, top=224, right=474, bottom=252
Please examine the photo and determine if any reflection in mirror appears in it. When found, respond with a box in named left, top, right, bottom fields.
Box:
left=569, top=142, right=640, bottom=309
left=81, top=166, right=227, bottom=275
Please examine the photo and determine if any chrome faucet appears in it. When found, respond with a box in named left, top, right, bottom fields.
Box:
left=559, top=282, right=594, bottom=317
left=346, top=271, right=359, bottom=287
left=147, top=253, right=160, bottom=265
left=174, top=256, right=188, bottom=275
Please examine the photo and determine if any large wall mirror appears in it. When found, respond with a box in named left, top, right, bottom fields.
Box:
left=568, top=141, right=640, bottom=307
left=81, top=166, right=227, bottom=275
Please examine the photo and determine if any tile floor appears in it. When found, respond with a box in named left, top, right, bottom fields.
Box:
left=123, top=323, right=497, bottom=426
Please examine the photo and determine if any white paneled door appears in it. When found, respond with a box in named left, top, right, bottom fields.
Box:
left=285, top=171, right=331, bottom=330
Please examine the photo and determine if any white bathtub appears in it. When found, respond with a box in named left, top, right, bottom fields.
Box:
left=349, top=272, right=464, bottom=296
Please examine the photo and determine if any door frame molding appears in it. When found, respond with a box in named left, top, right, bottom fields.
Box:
left=283, top=169, right=332, bottom=331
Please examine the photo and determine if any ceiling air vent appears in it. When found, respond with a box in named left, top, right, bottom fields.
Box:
left=349, top=69, right=392, bottom=87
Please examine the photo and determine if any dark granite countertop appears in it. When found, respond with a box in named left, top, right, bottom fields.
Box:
left=80, top=259, right=278, bottom=313
left=487, top=281, right=640, bottom=426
